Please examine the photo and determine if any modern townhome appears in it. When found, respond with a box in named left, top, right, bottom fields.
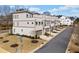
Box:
left=12, top=10, right=59, bottom=37
left=59, top=16, right=74, bottom=25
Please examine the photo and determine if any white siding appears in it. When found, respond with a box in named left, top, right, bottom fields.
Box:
left=12, top=12, right=59, bottom=36
left=12, top=27, right=35, bottom=36
left=13, top=13, right=33, bottom=20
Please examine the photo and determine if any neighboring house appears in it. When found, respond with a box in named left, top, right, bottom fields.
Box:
left=12, top=10, right=58, bottom=37
left=59, top=16, right=74, bottom=25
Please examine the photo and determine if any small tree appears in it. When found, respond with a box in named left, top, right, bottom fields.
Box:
left=74, top=18, right=79, bottom=24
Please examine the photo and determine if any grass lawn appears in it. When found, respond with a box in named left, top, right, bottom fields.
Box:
left=67, top=39, right=79, bottom=53
left=66, top=24, right=79, bottom=53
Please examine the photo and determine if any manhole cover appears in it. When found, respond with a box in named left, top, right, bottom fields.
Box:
left=10, top=44, right=19, bottom=48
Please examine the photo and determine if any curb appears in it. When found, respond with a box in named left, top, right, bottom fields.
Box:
left=29, top=41, right=48, bottom=53
left=65, top=34, right=73, bottom=53
left=65, top=27, right=73, bottom=53
left=0, top=47, right=10, bottom=53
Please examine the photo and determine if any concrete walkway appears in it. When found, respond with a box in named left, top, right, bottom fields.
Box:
left=35, top=27, right=73, bottom=53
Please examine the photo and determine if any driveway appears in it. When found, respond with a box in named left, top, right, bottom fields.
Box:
left=35, top=27, right=73, bottom=53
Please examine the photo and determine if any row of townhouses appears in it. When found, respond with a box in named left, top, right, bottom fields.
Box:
left=12, top=10, right=75, bottom=37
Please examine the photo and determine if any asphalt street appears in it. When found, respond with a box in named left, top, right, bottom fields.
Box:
left=35, top=27, right=73, bottom=53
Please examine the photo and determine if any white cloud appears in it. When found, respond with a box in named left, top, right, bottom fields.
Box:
left=28, top=7, right=43, bottom=13
left=71, top=9, right=79, bottom=13
left=10, top=5, right=15, bottom=8
left=65, top=5, right=79, bottom=8
left=48, top=8, right=55, bottom=12
left=48, top=6, right=68, bottom=13
left=59, top=6, right=69, bottom=10
left=29, top=7, right=40, bottom=11
left=48, top=5, right=79, bottom=12
left=48, top=5, right=79, bottom=17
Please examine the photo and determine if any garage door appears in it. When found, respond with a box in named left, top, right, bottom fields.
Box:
left=36, top=30, right=42, bottom=36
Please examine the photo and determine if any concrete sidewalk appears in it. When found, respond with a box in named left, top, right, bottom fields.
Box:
left=40, top=28, right=66, bottom=41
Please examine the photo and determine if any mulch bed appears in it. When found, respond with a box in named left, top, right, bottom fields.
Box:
left=31, top=40, right=39, bottom=43
left=3, top=40, right=9, bottom=43
left=0, top=37, right=3, bottom=39
left=74, top=51, right=79, bottom=53
left=10, top=44, right=19, bottom=48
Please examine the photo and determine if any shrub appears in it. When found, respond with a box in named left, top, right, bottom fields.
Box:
left=10, top=44, right=19, bottom=48
left=3, top=40, right=9, bottom=43
left=44, top=32, right=50, bottom=36
left=34, top=35, right=38, bottom=39
left=0, top=37, right=3, bottom=39
left=30, top=36, right=35, bottom=39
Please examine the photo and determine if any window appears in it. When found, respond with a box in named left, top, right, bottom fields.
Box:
left=27, top=22, right=29, bottom=24
left=14, top=15, right=19, bottom=19
left=35, top=22, right=37, bottom=25
left=17, top=22, right=19, bottom=26
left=66, top=18, right=67, bottom=19
left=21, top=29, right=23, bottom=32
left=67, top=20, right=69, bottom=22
left=14, top=29, right=15, bottom=32
left=41, top=22, right=43, bottom=25
left=31, top=15, right=33, bottom=18
left=39, top=22, right=40, bottom=25
left=14, top=15, right=16, bottom=19
left=51, top=21, right=54, bottom=23
left=45, top=23, right=46, bottom=26
left=17, top=15, right=19, bottom=18
left=32, top=22, right=33, bottom=24
left=26, top=14, right=28, bottom=18
left=29, top=15, right=31, bottom=18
